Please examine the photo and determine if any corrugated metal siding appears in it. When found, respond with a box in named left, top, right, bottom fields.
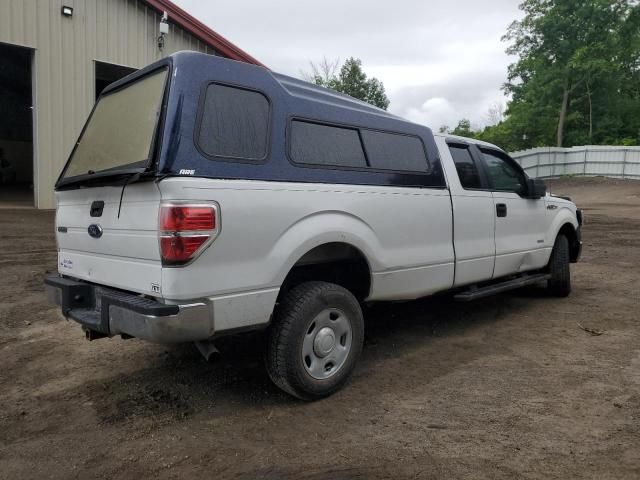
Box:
left=0, top=0, right=216, bottom=208
left=512, top=146, right=640, bottom=179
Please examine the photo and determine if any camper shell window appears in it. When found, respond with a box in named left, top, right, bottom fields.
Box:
left=289, top=121, right=367, bottom=168
left=361, top=130, right=428, bottom=172
left=288, top=119, right=430, bottom=173
left=196, top=83, right=270, bottom=161
left=60, top=68, right=168, bottom=182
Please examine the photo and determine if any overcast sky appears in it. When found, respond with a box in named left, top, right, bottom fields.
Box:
left=173, top=0, right=523, bottom=130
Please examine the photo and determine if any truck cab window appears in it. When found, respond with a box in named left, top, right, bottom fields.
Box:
left=480, top=149, right=525, bottom=194
left=449, top=144, right=482, bottom=189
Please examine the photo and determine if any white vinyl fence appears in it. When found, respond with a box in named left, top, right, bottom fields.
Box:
left=511, top=146, right=640, bottom=179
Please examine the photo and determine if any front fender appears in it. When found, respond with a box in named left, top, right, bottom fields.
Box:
left=546, top=206, right=579, bottom=246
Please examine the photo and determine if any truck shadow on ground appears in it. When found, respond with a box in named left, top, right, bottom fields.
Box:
left=79, top=287, right=543, bottom=425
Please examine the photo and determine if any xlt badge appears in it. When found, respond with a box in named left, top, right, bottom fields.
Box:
left=88, top=224, right=103, bottom=238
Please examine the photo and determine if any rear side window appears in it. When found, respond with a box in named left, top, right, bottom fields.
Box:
left=290, top=121, right=366, bottom=168
left=197, top=84, right=269, bottom=160
left=361, top=130, right=428, bottom=172
left=449, top=144, right=482, bottom=189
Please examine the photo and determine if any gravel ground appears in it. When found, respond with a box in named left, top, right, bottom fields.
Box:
left=0, top=177, right=639, bottom=479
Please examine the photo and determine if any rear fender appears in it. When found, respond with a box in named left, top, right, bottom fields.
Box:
left=271, top=211, right=380, bottom=288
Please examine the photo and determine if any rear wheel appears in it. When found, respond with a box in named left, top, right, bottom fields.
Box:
left=266, top=281, right=364, bottom=400
left=547, top=234, right=571, bottom=297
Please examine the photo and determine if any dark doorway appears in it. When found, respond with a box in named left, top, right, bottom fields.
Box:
left=95, top=61, right=137, bottom=99
left=0, top=42, right=34, bottom=207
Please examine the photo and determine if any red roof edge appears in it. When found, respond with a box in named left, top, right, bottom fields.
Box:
left=142, top=0, right=266, bottom=68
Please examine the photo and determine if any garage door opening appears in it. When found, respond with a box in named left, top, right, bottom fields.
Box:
left=0, top=43, right=34, bottom=208
left=95, top=61, right=137, bottom=99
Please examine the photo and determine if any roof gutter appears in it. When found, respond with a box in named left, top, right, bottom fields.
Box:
left=142, top=0, right=267, bottom=68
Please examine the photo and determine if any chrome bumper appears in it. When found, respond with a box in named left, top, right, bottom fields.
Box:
left=108, top=302, right=211, bottom=343
left=44, top=275, right=212, bottom=343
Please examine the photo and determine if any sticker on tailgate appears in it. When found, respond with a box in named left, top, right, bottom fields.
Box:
left=60, top=258, right=73, bottom=270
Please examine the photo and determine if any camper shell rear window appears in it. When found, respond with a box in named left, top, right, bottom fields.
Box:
left=59, top=68, right=169, bottom=183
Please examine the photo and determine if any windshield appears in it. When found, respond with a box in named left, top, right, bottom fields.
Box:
left=61, top=68, right=168, bottom=180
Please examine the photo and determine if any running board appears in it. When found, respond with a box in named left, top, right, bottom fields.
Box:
left=453, top=273, right=551, bottom=302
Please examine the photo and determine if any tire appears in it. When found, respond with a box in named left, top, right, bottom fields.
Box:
left=547, top=234, right=571, bottom=297
left=266, top=281, right=364, bottom=400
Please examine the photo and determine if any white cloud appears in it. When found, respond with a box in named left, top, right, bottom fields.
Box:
left=172, top=0, right=523, bottom=130
left=404, top=98, right=457, bottom=130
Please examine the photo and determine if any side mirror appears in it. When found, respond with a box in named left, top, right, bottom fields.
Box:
left=525, top=178, right=547, bottom=199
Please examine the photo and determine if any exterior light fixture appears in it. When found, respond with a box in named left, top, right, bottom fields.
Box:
left=158, top=11, right=169, bottom=50
left=61, top=6, right=73, bottom=17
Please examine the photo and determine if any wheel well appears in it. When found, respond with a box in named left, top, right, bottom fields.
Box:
left=280, top=243, right=372, bottom=301
left=558, top=223, right=580, bottom=262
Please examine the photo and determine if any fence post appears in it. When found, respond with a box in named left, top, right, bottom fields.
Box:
left=536, top=150, right=541, bottom=178
left=622, top=148, right=628, bottom=179
left=582, top=148, right=588, bottom=176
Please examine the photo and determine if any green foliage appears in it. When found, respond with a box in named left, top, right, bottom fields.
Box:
left=458, top=0, right=640, bottom=150
left=308, top=57, right=390, bottom=110
left=451, top=119, right=474, bottom=137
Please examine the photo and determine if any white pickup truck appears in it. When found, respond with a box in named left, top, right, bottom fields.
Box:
left=45, top=52, right=582, bottom=400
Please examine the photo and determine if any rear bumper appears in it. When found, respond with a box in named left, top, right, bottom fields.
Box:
left=44, top=275, right=212, bottom=343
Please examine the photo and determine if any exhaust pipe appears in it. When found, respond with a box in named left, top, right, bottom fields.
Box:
left=194, top=340, right=220, bottom=362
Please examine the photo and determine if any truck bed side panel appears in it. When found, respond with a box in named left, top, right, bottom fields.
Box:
left=158, top=178, right=455, bottom=303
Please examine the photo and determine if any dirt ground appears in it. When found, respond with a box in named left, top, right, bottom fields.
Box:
left=1, top=177, right=639, bottom=479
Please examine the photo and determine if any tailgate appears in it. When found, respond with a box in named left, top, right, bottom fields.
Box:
left=55, top=182, right=163, bottom=296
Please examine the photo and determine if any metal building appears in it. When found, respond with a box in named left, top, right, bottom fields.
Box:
left=0, top=0, right=262, bottom=208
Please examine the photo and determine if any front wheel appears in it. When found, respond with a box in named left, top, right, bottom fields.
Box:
left=266, top=281, right=364, bottom=400
left=547, top=234, right=571, bottom=297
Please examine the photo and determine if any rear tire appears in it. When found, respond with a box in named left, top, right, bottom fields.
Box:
left=266, top=281, right=364, bottom=400
left=547, top=234, right=571, bottom=297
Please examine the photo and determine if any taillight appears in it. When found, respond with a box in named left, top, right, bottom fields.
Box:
left=159, top=203, right=219, bottom=265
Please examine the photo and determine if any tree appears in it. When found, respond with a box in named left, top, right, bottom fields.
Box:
left=301, top=57, right=339, bottom=87
left=503, top=0, right=638, bottom=147
left=486, top=102, right=505, bottom=126
left=303, top=57, right=390, bottom=110
left=451, top=119, right=474, bottom=137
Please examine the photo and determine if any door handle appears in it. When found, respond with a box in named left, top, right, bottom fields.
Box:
left=496, top=203, right=507, bottom=217
left=90, top=200, right=105, bottom=217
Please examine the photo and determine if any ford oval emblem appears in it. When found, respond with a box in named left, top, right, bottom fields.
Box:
left=88, top=224, right=103, bottom=238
